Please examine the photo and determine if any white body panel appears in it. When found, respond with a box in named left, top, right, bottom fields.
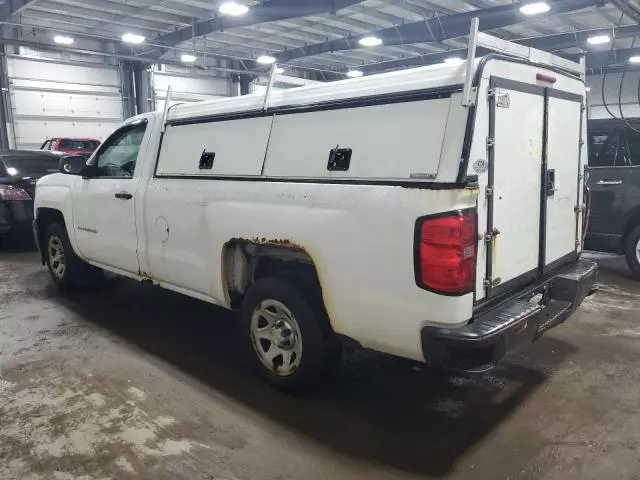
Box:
left=158, top=117, right=273, bottom=176
left=142, top=179, right=476, bottom=361
left=468, top=60, right=587, bottom=300
left=546, top=97, right=583, bottom=265
left=35, top=54, right=586, bottom=363
left=168, top=62, right=467, bottom=123
left=264, top=99, right=449, bottom=179
left=71, top=177, right=140, bottom=273
left=491, top=89, right=544, bottom=285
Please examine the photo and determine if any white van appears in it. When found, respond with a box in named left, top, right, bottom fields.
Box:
left=34, top=24, right=596, bottom=390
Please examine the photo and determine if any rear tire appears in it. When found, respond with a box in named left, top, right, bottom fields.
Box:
left=240, top=277, right=341, bottom=393
left=624, top=225, right=640, bottom=279
left=44, top=222, right=103, bottom=290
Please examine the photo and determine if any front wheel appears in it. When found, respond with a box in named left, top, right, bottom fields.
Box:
left=44, top=222, right=103, bottom=290
left=240, top=277, right=341, bottom=392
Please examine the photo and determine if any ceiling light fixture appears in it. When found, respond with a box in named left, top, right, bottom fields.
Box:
left=122, top=33, right=145, bottom=44
left=519, top=2, right=550, bottom=15
left=587, top=35, right=610, bottom=45
left=586, top=87, right=591, bottom=91
left=630, top=56, right=640, bottom=64
left=53, top=35, right=74, bottom=45
left=359, top=36, right=383, bottom=47
left=219, top=1, right=249, bottom=16
left=257, top=55, right=276, bottom=65
left=346, top=70, right=363, bottom=78
left=181, top=54, right=197, bottom=63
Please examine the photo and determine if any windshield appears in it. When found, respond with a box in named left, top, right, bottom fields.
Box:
left=1, top=156, right=59, bottom=176
left=58, top=139, right=100, bottom=151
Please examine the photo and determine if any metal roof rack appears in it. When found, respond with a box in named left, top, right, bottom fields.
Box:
left=462, top=17, right=585, bottom=106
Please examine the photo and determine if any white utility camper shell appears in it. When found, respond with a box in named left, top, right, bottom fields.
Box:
left=35, top=22, right=597, bottom=389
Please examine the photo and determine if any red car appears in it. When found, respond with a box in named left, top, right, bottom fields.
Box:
left=40, top=137, right=100, bottom=158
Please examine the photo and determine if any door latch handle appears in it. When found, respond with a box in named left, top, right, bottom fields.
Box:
left=114, top=191, right=133, bottom=200
left=546, top=169, right=556, bottom=196
left=596, top=180, right=623, bottom=186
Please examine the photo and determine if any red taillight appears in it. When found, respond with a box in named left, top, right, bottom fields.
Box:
left=0, top=185, right=31, bottom=201
left=416, top=211, right=477, bottom=295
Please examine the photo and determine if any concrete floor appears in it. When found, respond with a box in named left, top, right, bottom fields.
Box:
left=1, top=250, right=639, bottom=480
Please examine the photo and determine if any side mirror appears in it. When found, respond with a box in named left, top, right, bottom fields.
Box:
left=58, top=155, right=88, bottom=175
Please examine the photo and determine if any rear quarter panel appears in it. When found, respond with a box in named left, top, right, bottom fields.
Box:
left=143, top=179, right=479, bottom=361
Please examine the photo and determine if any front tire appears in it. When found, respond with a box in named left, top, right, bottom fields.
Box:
left=625, top=225, right=640, bottom=279
left=44, top=222, right=103, bottom=290
left=241, top=277, right=341, bottom=392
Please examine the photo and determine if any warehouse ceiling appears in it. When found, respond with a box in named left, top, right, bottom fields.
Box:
left=0, top=0, right=639, bottom=79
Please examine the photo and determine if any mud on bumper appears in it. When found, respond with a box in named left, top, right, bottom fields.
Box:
left=421, top=260, right=597, bottom=372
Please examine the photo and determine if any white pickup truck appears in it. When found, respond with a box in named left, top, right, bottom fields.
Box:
left=34, top=26, right=596, bottom=391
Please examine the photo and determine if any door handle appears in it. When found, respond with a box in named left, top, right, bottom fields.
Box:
left=596, top=180, right=623, bottom=186
left=114, top=191, right=133, bottom=200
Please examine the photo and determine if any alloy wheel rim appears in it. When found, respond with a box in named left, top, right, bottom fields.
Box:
left=250, top=299, right=303, bottom=376
left=48, top=235, right=66, bottom=280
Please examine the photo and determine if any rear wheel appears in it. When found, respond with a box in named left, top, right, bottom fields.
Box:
left=624, top=225, right=640, bottom=279
left=241, top=277, right=341, bottom=392
left=44, top=222, right=103, bottom=290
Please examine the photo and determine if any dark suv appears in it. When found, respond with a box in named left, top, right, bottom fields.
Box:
left=586, top=118, right=640, bottom=276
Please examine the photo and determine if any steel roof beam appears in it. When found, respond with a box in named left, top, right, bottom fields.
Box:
left=144, top=0, right=365, bottom=60
left=273, top=0, right=605, bottom=63
left=0, top=0, right=40, bottom=21
left=517, top=24, right=640, bottom=51
left=356, top=22, right=640, bottom=75
left=610, top=0, right=640, bottom=24
left=42, top=0, right=194, bottom=27
left=308, top=45, right=639, bottom=81
left=575, top=46, right=640, bottom=69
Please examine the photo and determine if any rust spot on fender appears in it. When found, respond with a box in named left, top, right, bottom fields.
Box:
left=230, top=237, right=336, bottom=330
left=244, top=237, right=305, bottom=251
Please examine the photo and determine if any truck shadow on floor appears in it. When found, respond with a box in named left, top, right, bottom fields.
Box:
left=56, top=278, right=576, bottom=477
left=0, top=237, right=37, bottom=253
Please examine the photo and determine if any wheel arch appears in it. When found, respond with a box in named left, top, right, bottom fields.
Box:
left=622, top=205, right=640, bottom=252
left=35, top=207, right=67, bottom=264
left=221, top=238, right=334, bottom=331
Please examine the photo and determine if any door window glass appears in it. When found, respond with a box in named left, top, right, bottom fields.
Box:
left=59, top=139, right=100, bottom=152
left=625, top=130, right=640, bottom=166
left=589, top=132, right=626, bottom=167
left=93, top=122, right=147, bottom=178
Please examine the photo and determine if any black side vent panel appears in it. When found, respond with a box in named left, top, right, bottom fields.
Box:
left=327, top=147, right=352, bottom=171
left=199, top=151, right=215, bottom=170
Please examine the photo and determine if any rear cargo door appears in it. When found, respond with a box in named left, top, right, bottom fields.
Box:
left=484, top=77, right=583, bottom=298
left=544, top=93, right=584, bottom=270
left=486, top=78, right=545, bottom=295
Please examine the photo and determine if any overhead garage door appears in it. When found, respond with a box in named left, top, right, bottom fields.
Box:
left=7, top=56, right=123, bottom=149
left=153, top=70, right=230, bottom=111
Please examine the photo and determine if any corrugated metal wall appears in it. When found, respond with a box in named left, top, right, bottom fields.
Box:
left=6, top=54, right=123, bottom=149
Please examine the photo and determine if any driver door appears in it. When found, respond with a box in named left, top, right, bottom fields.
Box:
left=72, top=120, right=148, bottom=273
